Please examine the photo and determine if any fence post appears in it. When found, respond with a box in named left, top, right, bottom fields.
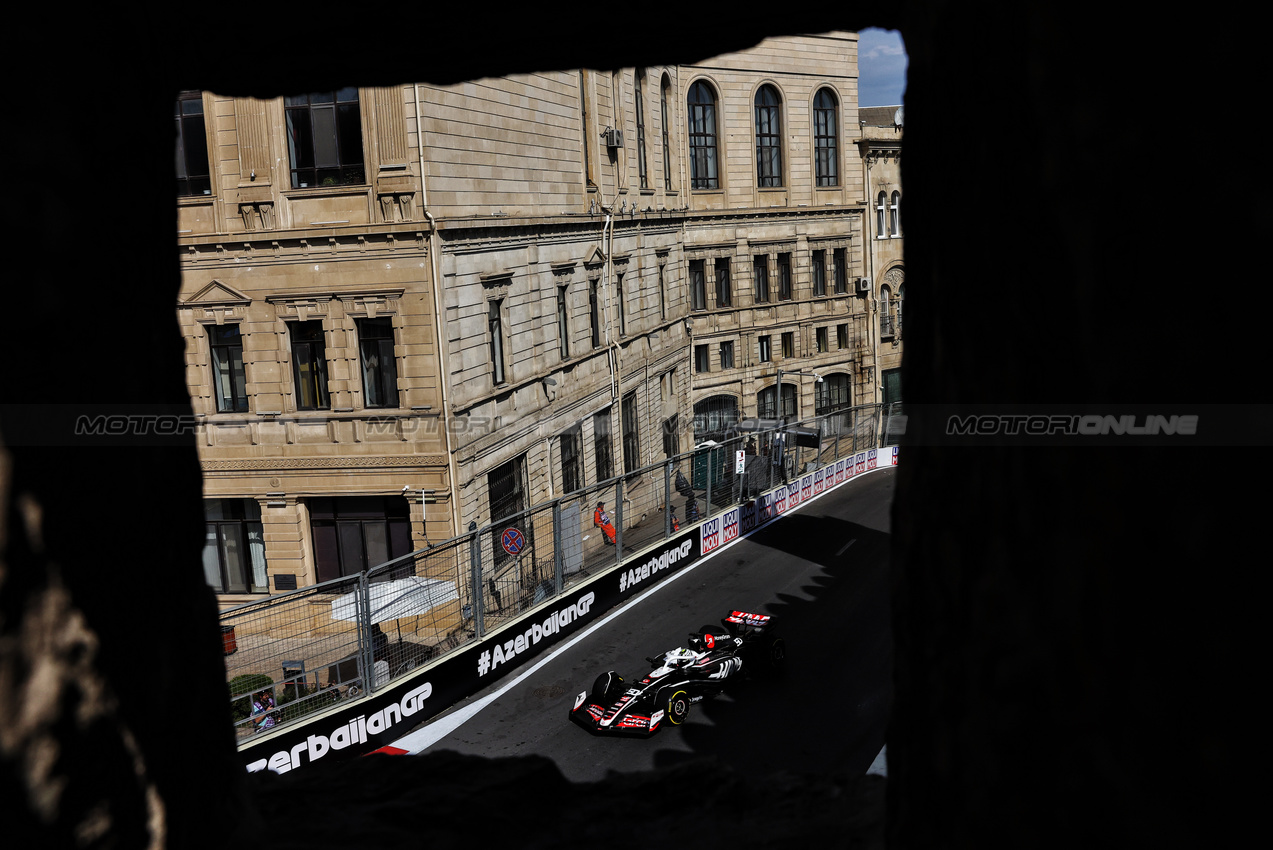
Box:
left=664, top=462, right=672, bottom=539
left=552, top=502, right=563, bottom=596
left=358, top=573, right=376, bottom=694
left=468, top=528, right=484, bottom=639
left=614, top=477, right=624, bottom=558
left=705, top=451, right=713, bottom=519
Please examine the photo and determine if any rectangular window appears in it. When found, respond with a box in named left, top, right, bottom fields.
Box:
left=834, top=248, right=847, bottom=294
left=812, top=250, right=826, bottom=297
left=782, top=332, right=794, bottom=359
left=488, top=299, right=506, bottom=386
left=289, top=320, right=330, bottom=410
left=621, top=391, right=640, bottom=474
left=662, top=414, right=680, bottom=459
left=560, top=423, right=583, bottom=494
left=557, top=285, right=571, bottom=360
left=715, top=260, right=732, bottom=307
left=616, top=273, right=626, bottom=336
left=753, top=256, right=770, bottom=303
left=202, top=499, right=267, bottom=594
left=777, top=253, right=792, bottom=301
left=175, top=91, right=210, bottom=196
left=658, top=264, right=667, bottom=320
left=690, top=260, right=707, bottom=311
left=720, top=340, right=735, bottom=369
left=758, top=334, right=772, bottom=363
left=284, top=89, right=365, bottom=188
left=694, top=344, right=710, bottom=373
left=209, top=324, right=248, bottom=413
left=358, top=317, right=399, bottom=408
left=594, top=410, right=614, bottom=482
left=816, top=326, right=828, bottom=353
left=837, top=323, right=848, bottom=349
left=310, top=496, right=411, bottom=583
left=590, top=279, right=602, bottom=348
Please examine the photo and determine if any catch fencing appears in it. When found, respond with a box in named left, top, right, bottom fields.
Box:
left=222, top=402, right=896, bottom=741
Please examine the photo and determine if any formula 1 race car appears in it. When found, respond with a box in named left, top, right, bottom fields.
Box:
left=569, top=610, right=785, bottom=736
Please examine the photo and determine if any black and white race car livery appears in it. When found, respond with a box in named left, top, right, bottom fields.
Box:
left=569, top=610, right=785, bottom=736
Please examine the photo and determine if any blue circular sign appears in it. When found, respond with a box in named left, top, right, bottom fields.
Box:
left=501, top=527, right=525, bottom=556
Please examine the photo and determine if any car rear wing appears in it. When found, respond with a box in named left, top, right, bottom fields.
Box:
left=723, top=610, right=773, bottom=633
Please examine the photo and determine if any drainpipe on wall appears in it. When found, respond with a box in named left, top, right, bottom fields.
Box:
left=415, top=84, right=462, bottom=541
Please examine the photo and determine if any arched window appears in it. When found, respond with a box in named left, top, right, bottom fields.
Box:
left=756, top=383, right=796, bottom=421
left=896, top=282, right=904, bottom=338
left=634, top=70, right=648, bottom=190
left=881, top=285, right=894, bottom=338
left=813, top=88, right=838, bottom=186
left=687, top=81, right=719, bottom=190
left=814, top=374, right=852, bottom=417
left=755, top=84, right=783, bottom=188
left=661, top=75, right=674, bottom=191
left=814, top=373, right=854, bottom=435
left=693, top=394, right=739, bottom=442
left=877, top=191, right=887, bottom=238
left=890, top=191, right=902, bottom=237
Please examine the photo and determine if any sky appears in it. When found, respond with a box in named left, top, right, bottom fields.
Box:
left=857, top=28, right=908, bottom=107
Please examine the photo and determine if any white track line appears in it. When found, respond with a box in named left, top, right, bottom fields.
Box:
left=391, top=464, right=894, bottom=754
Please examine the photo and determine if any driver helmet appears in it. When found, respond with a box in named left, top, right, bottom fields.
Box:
left=664, top=647, right=696, bottom=668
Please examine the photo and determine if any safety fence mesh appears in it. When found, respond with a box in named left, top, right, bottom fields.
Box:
left=221, top=403, right=892, bottom=740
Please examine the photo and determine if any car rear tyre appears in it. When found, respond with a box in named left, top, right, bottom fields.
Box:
left=766, top=638, right=786, bottom=673
left=666, top=689, right=691, bottom=725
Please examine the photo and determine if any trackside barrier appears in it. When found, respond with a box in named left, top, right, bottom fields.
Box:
left=232, top=408, right=897, bottom=774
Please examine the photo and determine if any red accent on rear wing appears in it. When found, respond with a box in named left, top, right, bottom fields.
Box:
left=726, top=610, right=771, bottom=627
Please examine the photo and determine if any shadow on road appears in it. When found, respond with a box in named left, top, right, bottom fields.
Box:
left=647, top=510, right=893, bottom=780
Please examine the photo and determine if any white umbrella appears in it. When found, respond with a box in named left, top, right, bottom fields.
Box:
left=331, top=576, right=459, bottom=632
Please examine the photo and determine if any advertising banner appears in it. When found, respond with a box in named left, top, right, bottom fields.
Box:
left=241, top=528, right=701, bottom=774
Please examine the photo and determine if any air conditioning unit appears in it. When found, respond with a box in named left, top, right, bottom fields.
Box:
left=603, top=127, right=623, bottom=148
left=856, top=277, right=871, bottom=292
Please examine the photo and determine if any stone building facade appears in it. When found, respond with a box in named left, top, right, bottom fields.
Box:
left=858, top=105, right=904, bottom=409
left=175, top=31, right=878, bottom=606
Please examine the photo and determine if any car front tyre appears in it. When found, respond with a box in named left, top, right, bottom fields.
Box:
left=666, top=689, right=691, bottom=725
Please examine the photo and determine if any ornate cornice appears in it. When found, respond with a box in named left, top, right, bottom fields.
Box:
left=201, top=455, right=448, bottom=471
